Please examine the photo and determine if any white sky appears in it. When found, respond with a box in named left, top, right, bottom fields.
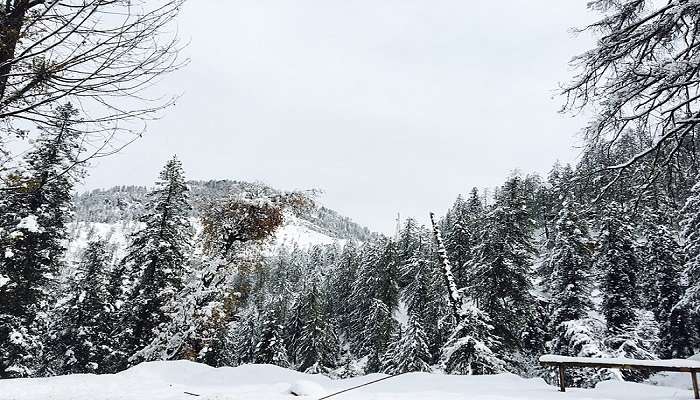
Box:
left=80, top=1, right=598, bottom=233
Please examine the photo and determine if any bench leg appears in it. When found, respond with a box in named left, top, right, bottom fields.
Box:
left=692, top=371, right=699, bottom=400
left=558, top=366, right=566, bottom=393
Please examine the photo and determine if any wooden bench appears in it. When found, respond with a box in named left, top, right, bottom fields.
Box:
left=540, top=354, right=700, bottom=399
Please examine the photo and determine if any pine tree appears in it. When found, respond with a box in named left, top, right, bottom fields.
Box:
left=329, top=241, right=359, bottom=339
left=132, top=253, right=247, bottom=366
left=640, top=215, right=693, bottom=358
left=443, top=189, right=483, bottom=288
left=384, top=314, right=432, bottom=373
left=441, top=304, right=505, bottom=375
left=462, top=188, right=485, bottom=286
left=349, top=238, right=400, bottom=369
left=337, top=349, right=361, bottom=378
left=596, top=203, right=638, bottom=333
left=400, top=225, right=448, bottom=361
left=537, top=164, right=576, bottom=286
left=445, top=195, right=470, bottom=286
left=47, top=240, right=117, bottom=374
left=547, top=201, right=600, bottom=387
left=548, top=201, right=594, bottom=347
left=254, top=309, right=289, bottom=367
left=397, top=218, right=421, bottom=262
left=596, top=204, right=657, bottom=381
left=229, top=306, right=260, bottom=365
left=363, top=298, right=396, bottom=373
left=553, top=318, right=614, bottom=388
left=678, top=178, right=700, bottom=349
left=294, top=276, right=339, bottom=373
left=430, top=212, right=504, bottom=375
left=119, top=156, right=193, bottom=359
left=0, top=104, right=83, bottom=378
left=470, top=175, right=537, bottom=350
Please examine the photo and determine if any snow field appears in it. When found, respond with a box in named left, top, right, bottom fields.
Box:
left=0, top=360, right=697, bottom=400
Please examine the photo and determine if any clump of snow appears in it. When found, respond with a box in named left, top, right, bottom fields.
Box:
left=16, top=215, right=43, bottom=233
left=9, top=330, right=25, bottom=345
left=288, top=380, right=327, bottom=397
left=0, top=274, right=10, bottom=288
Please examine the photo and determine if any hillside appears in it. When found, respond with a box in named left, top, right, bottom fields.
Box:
left=67, top=179, right=375, bottom=260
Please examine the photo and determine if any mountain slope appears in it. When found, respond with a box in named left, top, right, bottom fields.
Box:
left=67, top=180, right=374, bottom=263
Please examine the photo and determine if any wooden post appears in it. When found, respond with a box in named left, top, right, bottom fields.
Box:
left=558, top=366, right=566, bottom=392
left=691, top=371, right=699, bottom=400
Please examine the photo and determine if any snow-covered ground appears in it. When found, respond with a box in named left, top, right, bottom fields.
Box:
left=1, top=360, right=697, bottom=400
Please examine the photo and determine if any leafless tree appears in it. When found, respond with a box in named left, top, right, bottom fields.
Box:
left=563, top=0, right=700, bottom=197
left=0, top=0, right=186, bottom=172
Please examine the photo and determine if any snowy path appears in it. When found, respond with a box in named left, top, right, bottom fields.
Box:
left=0, top=361, right=696, bottom=400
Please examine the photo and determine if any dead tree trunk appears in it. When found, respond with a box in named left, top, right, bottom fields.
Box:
left=429, top=212, right=463, bottom=323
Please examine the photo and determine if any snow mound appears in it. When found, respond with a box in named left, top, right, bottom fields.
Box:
left=288, top=380, right=326, bottom=397
left=0, top=360, right=696, bottom=400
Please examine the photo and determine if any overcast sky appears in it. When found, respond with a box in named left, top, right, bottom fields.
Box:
left=80, top=1, right=598, bottom=234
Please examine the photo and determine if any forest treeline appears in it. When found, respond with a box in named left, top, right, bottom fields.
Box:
left=1, top=118, right=699, bottom=388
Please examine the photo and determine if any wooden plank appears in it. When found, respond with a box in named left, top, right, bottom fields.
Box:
left=692, top=371, right=699, bottom=400
left=558, top=366, right=566, bottom=393
left=540, top=361, right=700, bottom=374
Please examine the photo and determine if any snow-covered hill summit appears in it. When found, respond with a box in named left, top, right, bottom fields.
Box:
left=67, top=179, right=375, bottom=261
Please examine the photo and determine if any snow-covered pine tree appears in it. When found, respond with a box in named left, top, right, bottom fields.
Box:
left=329, top=241, right=359, bottom=341
left=285, top=292, right=305, bottom=366
left=597, top=204, right=656, bottom=381
left=118, top=156, right=193, bottom=360
left=349, top=238, right=400, bottom=371
left=363, top=298, right=396, bottom=373
left=397, top=218, right=421, bottom=262
left=553, top=318, right=613, bottom=388
left=470, top=174, right=537, bottom=351
left=380, top=328, right=402, bottom=373
left=0, top=104, right=83, bottom=378
left=546, top=201, right=602, bottom=387
left=47, top=240, right=117, bottom=375
left=642, top=213, right=694, bottom=358
left=536, top=163, right=576, bottom=284
left=228, top=305, right=260, bottom=365
left=548, top=200, right=594, bottom=353
left=441, top=303, right=505, bottom=375
left=430, top=212, right=505, bottom=375
left=384, top=314, right=432, bottom=373
left=444, top=195, right=470, bottom=286
left=294, top=274, right=339, bottom=374
left=443, top=189, right=484, bottom=288
left=336, top=349, right=361, bottom=378
left=462, top=188, right=485, bottom=286
left=596, top=203, right=638, bottom=334
left=400, top=224, right=449, bottom=361
left=678, top=178, right=700, bottom=349
left=254, top=308, right=290, bottom=367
